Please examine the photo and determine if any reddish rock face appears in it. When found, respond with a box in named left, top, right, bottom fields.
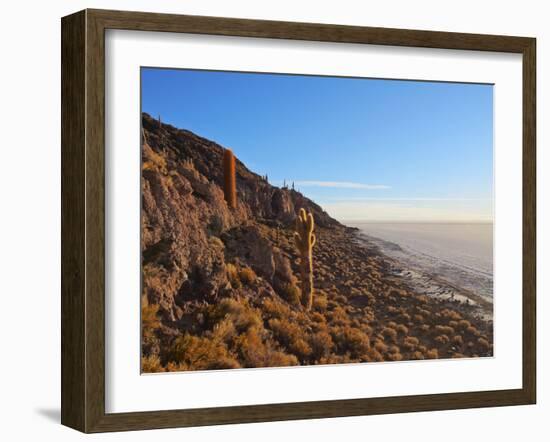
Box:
left=141, top=112, right=338, bottom=325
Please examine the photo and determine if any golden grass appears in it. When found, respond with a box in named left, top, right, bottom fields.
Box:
left=239, top=266, right=257, bottom=285
left=332, top=326, right=371, bottom=358
left=281, top=283, right=302, bottom=307
left=141, top=355, right=165, bottom=373
left=312, top=293, right=329, bottom=312
left=309, top=330, right=334, bottom=359
left=141, top=299, right=160, bottom=341
left=226, top=263, right=241, bottom=289
left=168, top=333, right=240, bottom=370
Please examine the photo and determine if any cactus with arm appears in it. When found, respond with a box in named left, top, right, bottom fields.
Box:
left=294, top=208, right=316, bottom=310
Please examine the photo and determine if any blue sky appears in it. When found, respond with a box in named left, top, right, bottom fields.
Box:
left=141, top=68, right=493, bottom=222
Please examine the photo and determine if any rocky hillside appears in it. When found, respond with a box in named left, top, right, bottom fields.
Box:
left=140, top=112, right=493, bottom=372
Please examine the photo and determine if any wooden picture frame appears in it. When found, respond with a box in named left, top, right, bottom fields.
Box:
left=61, top=8, right=536, bottom=433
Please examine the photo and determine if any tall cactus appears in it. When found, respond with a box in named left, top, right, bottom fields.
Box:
left=223, top=148, right=237, bottom=208
left=294, top=208, right=316, bottom=310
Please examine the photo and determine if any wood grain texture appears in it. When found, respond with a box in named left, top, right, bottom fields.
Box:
left=89, top=8, right=533, bottom=52
left=85, top=9, right=107, bottom=432
left=522, top=38, right=537, bottom=403
left=61, top=10, right=86, bottom=431
left=61, top=8, right=537, bottom=433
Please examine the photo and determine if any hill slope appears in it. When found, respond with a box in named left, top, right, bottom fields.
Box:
left=140, top=112, right=493, bottom=372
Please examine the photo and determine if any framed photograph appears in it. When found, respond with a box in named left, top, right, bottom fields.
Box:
left=61, top=9, right=536, bottom=433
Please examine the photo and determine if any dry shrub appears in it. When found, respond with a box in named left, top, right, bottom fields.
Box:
left=449, top=320, right=458, bottom=328
left=452, top=353, right=466, bottom=358
left=365, top=348, right=385, bottom=362
left=327, top=299, right=339, bottom=310
left=441, top=309, right=462, bottom=321
left=361, top=324, right=374, bottom=335
left=415, top=295, right=429, bottom=303
left=410, top=351, right=425, bottom=360
left=235, top=327, right=297, bottom=368
left=239, top=266, right=257, bottom=285
left=280, top=283, right=301, bottom=307
left=211, top=298, right=263, bottom=333
left=363, top=307, right=375, bottom=323
left=364, top=291, right=376, bottom=305
left=328, top=306, right=349, bottom=326
left=226, top=263, right=241, bottom=289
left=416, top=307, right=431, bottom=318
left=418, top=345, right=427, bottom=353
left=312, top=293, right=328, bottom=312
left=477, top=337, right=491, bottom=352
left=403, top=336, right=419, bottom=351
left=165, top=361, right=187, bottom=372
left=333, top=326, right=371, bottom=358
left=141, top=300, right=161, bottom=341
left=434, top=334, right=450, bottom=345
left=387, top=321, right=398, bottom=329
left=396, top=324, right=409, bottom=335
left=452, top=335, right=464, bottom=346
left=435, top=325, right=454, bottom=336
left=268, top=318, right=301, bottom=348
left=207, top=214, right=224, bottom=236
left=311, top=312, right=326, bottom=323
left=457, top=320, right=471, bottom=331
left=397, top=312, right=411, bottom=323
left=289, top=338, right=312, bottom=360
left=209, top=236, right=225, bottom=249
left=319, top=353, right=354, bottom=365
left=309, top=330, right=334, bottom=360
left=262, top=297, right=291, bottom=319
left=387, top=352, right=403, bottom=361
left=141, top=355, right=165, bottom=373
left=381, top=327, right=398, bottom=343
left=387, top=306, right=399, bottom=314
left=419, top=324, right=430, bottom=333
left=212, top=318, right=236, bottom=344
left=143, top=147, right=167, bottom=172
left=391, top=288, right=409, bottom=298
left=466, top=326, right=481, bottom=337
left=293, top=310, right=310, bottom=326
left=413, top=314, right=424, bottom=324
left=168, top=333, right=239, bottom=370
left=388, top=345, right=400, bottom=354
left=334, top=294, right=347, bottom=304
left=374, top=340, right=388, bottom=353
left=266, top=351, right=300, bottom=367
left=311, top=321, right=327, bottom=333
left=425, top=348, right=439, bottom=359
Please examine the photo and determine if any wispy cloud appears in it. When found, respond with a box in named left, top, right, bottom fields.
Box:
left=293, top=181, right=390, bottom=190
